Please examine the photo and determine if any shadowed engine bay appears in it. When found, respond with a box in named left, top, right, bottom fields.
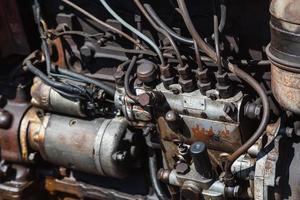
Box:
left=1, top=0, right=300, bottom=199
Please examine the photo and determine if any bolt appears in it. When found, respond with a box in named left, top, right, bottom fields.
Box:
left=176, top=162, right=190, bottom=175
left=114, top=151, right=128, bottom=162
left=0, top=109, right=12, bottom=129
left=138, top=93, right=152, bottom=107
left=165, top=111, right=177, bottom=122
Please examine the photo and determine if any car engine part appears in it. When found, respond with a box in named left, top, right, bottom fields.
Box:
left=0, top=0, right=299, bottom=199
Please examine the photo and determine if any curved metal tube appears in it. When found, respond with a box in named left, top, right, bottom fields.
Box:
left=98, top=0, right=165, bottom=66
left=225, top=62, right=270, bottom=180
left=143, top=4, right=194, bottom=45
left=133, top=0, right=184, bottom=67
left=62, top=0, right=144, bottom=50
left=176, top=0, right=218, bottom=63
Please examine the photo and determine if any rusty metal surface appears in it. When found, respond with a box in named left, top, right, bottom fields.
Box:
left=271, top=65, right=300, bottom=115
left=45, top=177, right=147, bottom=200
left=0, top=101, right=30, bottom=162
left=254, top=119, right=281, bottom=200
left=270, top=0, right=300, bottom=25
left=159, top=116, right=242, bottom=153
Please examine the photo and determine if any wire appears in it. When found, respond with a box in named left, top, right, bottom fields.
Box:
left=62, top=0, right=145, bottom=50
left=176, top=0, right=218, bottom=63
left=212, top=0, right=223, bottom=74
left=55, top=68, right=116, bottom=97
left=144, top=127, right=169, bottom=200
left=124, top=56, right=139, bottom=102
left=98, top=0, right=166, bottom=66
left=133, top=0, right=184, bottom=67
left=143, top=4, right=194, bottom=45
left=24, top=60, right=85, bottom=96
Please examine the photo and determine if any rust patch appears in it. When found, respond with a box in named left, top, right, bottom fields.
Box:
left=192, top=125, right=214, bottom=142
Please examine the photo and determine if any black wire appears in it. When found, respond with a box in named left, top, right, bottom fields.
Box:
left=24, top=60, right=86, bottom=96
left=124, top=56, right=139, bottom=102
left=144, top=127, right=169, bottom=200
left=55, top=68, right=116, bottom=97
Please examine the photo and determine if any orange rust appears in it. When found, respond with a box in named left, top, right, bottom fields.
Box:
left=192, top=125, right=214, bottom=142
left=51, top=38, right=66, bottom=68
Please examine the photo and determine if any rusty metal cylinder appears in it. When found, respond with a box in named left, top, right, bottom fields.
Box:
left=25, top=111, right=130, bottom=178
left=267, top=0, right=300, bottom=115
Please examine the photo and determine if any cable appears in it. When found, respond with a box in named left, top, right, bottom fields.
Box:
left=144, top=127, right=169, bottom=200
left=143, top=4, right=194, bottom=45
left=55, top=68, right=116, bottom=97
left=33, top=0, right=52, bottom=76
left=124, top=56, right=139, bottom=102
left=176, top=0, right=218, bottom=63
left=224, top=62, right=270, bottom=182
left=212, top=0, right=223, bottom=74
left=24, top=60, right=85, bottom=96
left=62, top=0, right=144, bottom=50
left=98, top=0, right=166, bottom=66
left=133, top=0, right=184, bottom=67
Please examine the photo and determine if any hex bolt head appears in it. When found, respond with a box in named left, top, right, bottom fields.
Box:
left=138, top=93, right=152, bottom=107
left=176, top=162, right=190, bottom=175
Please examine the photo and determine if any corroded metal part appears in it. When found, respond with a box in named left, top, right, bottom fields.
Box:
left=271, top=65, right=300, bottom=114
left=0, top=101, right=30, bottom=162
left=45, top=177, right=147, bottom=200
left=270, top=0, right=300, bottom=25
left=25, top=113, right=130, bottom=178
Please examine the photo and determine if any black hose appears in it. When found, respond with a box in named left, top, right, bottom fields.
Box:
left=24, top=61, right=85, bottom=96
left=33, top=0, right=52, bottom=76
left=143, top=4, right=194, bottom=45
left=144, top=126, right=169, bottom=200
left=124, top=56, right=139, bottom=102
left=148, top=150, right=169, bottom=200
left=56, top=68, right=116, bottom=97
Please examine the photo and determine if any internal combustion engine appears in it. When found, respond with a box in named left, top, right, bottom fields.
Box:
left=0, top=0, right=300, bottom=199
